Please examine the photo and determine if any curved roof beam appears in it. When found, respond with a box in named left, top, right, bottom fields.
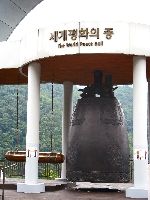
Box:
left=0, top=0, right=43, bottom=41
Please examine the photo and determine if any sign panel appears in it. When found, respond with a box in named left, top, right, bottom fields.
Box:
left=18, top=22, right=150, bottom=67
left=26, top=147, right=38, bottom=158
left=38, top=22, right=130, bottom=57
left=134, top=149, right=148, bottom=160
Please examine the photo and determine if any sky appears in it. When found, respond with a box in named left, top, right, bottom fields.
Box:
left=9, top=0, right=150, bottom=41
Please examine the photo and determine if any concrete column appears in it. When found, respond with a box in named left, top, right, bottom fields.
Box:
left=17, top=62, right=45, bottom=193
left=126, top=56, right=148, bottom=198
left=60, top=81, right=73, bottom=180
left=148, top=82, right=150, bottom=200
left=149, top=164, right=150, bottom=200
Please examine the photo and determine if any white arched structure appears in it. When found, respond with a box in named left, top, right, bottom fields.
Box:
left=0, top=21, right=149, bottom=198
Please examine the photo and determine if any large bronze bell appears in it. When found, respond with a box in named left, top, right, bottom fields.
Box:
left=67, top=71, right=129, bottom=182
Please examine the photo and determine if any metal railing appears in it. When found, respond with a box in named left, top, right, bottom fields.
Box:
left=0, top=155, right=134, bottom=183
left=1, top=159, right=133, bottom=182
left=0, top=160, right=61, bottom=180
left=129, top=159, right=133, bottom=183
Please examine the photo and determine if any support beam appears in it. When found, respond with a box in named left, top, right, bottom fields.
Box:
left=126, top=56, right=148, bottom=198
left=17, top=62, right=45, bottom=193
left=60, top=81, right=73, bottom=181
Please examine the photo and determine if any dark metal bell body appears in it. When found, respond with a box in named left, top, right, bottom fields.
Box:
left=67, top=96, right=129, bottom=182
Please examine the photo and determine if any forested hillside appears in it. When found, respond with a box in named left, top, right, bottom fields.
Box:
left=115, top=85, right=133, bottom=134
left=0, top=84, right=133, bottom=156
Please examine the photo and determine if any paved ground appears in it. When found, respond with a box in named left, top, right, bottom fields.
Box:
left=0, top=189, right=147, bottom=200
left=0, top=179, right=147, bottom=200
